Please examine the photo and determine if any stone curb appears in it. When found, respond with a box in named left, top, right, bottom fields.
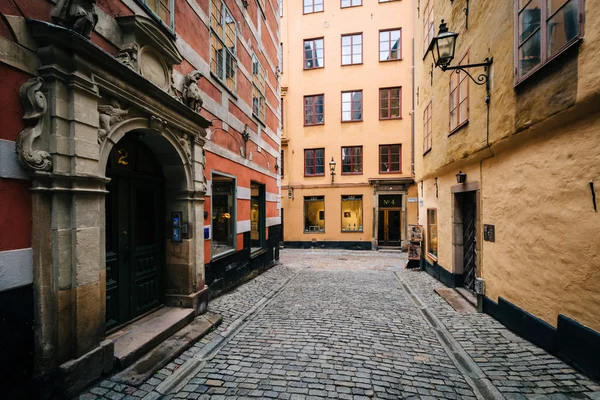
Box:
left=155, top=267, right=305, bottom=395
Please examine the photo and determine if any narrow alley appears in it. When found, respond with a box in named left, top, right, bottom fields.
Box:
left=79, top=250, right=600, bottom=400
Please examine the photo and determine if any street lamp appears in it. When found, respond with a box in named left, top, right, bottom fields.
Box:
left=329, top=157, right=336, bottom=185
left=456, top=171, right=467, bottom=184
left=432, top=20, right=493, bottom=102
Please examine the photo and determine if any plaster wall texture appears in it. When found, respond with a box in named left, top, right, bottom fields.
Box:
left=280, top=0, right=415, bottom=243
left=413, top=0, right=600, bottom=332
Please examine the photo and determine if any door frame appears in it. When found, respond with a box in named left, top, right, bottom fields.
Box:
left=374, top=192, right=407, bottom=249
left=451, top=181, right=481, bottom=287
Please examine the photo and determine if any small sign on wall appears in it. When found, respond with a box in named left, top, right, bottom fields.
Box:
left=484, top=224, right=495, bottom=242
left=408, top=197, right=418, bottom=203
left=204, top=226, right=210, bottom=240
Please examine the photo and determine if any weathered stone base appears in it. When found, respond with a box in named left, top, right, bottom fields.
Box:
left=165, top=285, right=209, bottom=315
left=56, top=339, right=114, bottom=399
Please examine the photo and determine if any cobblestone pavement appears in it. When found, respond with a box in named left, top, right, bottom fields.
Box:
left=79, top=249, right=599, bottom=400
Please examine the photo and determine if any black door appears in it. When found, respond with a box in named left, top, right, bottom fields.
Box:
left=462, top=193, right=477, bottom=292
left=105, top=135, right=164, bottom=331
left=378, top=209, right=402, bottom=247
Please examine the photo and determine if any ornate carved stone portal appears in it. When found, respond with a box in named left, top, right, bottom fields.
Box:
left=98, top=99, right=129, bottom=144
left=15, top=78, right=52, bottom=172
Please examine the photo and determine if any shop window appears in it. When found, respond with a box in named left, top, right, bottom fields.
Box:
left=341, top=146, right=362, bottom=174
left=515, top=0, right=583, bottom=83
left=211, top=175, right=235, bottom=257
left=427, top=209, right=438, bottom=259
left=341, top=91, right=363, bottom=122
left=379, top=29, right=401, bottom=61
left=304, top=196, right=325, bottom=232
left=304, top=38, right=324, bottom=69
left=342, top=33, right=363, bottom=65
left=379, top=144, right=401, bottom=173
left=341, top=195, right=363, bottom=232
left=250, top=183, right=266, bottom=253
left=280, top=150, right=284, bottom=178
left=210, top=0, right=237, bottom=92
left=304, top=0, right=324, bottom=14
left=137, top=0, right=174, bottom=29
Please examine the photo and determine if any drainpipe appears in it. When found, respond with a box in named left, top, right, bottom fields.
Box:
left=411, top=38, right=415, bottom=177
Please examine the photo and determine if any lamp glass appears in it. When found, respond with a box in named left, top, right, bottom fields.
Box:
left=329, top=158, right=336, bottom=173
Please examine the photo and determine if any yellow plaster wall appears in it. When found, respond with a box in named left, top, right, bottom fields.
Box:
left=280, top=0, right=415, bottom=243
left=414, top=0, right=600, bottom=331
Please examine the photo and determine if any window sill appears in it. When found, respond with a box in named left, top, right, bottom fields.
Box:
left=304, top=174, right=326, bottom=177
left=514, top=37, right=583, bottom=88
left=250, top=248, right=267, bottom=259
left=341, top=119, right=363, bottom=123
left=379, top=117, right=403, bottom=121
left=304, top=231, right=325, bottom=234
left=341, top=63, right=364, bottom=67
left=303, top=10, right=325, bottom=15
left=423, top=148, right=432, bottom=156
left=209, top=71, right=238, bottom=100
left=303, top=66, right=325, bottom=71
left=341, top=172, right=363, bottom=176
left=304, top=123, right=325, bottom=127
left=379, top=58, right=403, bottom=63
left=448, top=120, right=469, bottom=137
left=341, top=230, right=363, bottom=233
left=379, top=170, right=403, bottom=174
left=427, top=252, right=438, bottom=262
left=211, top=248, right=237, bottom=262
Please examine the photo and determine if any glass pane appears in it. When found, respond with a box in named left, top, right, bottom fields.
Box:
left=354, top=34, right=362, bottom=44
left=315, top=1, right=323, bottom=12
left=460, top=101, right=469, bottom=124
left=342, top=55, right=352, bottom=65
left=341, top=0, right=350, bottom=6
left=519, top=0, right=542, bottom=43
left=391, top=30, right=400, bottom=41
left=212, top=179, right=235, bottom=257
left=341, top=197, right=363, bottom=231
left=353, top=54, right=362, bottom=64
left=160, top=3, right=171, bottom=25
left=459, top=79, right=468, bottom=102
left=353, top=44, right=361, bottom=56
left=304, top=198, right=325, bottom=232
left=342, top=111, right=351, bottom=121
left=547, top=0, right=579, bottom=57
left=519, top=30, right=542, bottom=76
left=342, top=36, right=351, bottom=46
left=548, top=0, right=570, bottom=14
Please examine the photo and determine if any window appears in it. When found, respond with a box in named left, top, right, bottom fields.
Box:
left=250, top=183, right=266, bottom=253
left=280, top=97, right=284, bottom=130
left=342, top=146, right=362, bottom=174
left=211, top=175, right=235, bottom=257
left=379, top=144, right=401, bottom=173
left=210, top=0, right=237, bottom=92
left=138, top=0, right=174, bottom=29
left=379, top=87, right=401, bottom=120
left=427, top=209, right=438, bottom=259
left=304, top=0, right=323, bottom=14
left=252, top=54, right=266, bottom=121
left=341, top=33, right=362, bottom=65
left=304, top=148, right=325, bottom=176
left=304, top=38, right=324, bottom=69
left=341, top=0, right=362, bottom=7
left=304, top=196, right=325, bottom=232
left=280, top=150, right=284, bottom=177
left=515, top=0, right=583, bottom=82
left=379, top=29, right=401, bottom=61
left=341, top=91, right=362, bottom=122
left=341, top=195, right=363, bottom=232
left=450, top=53, right=469, bottom=132
left=304, top=94, right=324, bottom=125
left=423, top=0, right=434, bottom=53
left=279, top=0, right=283, bottom=17
left=423, top=101, right=433, bottom=154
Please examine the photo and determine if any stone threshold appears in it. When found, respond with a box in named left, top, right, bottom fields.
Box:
left=111, top=311, right=221, bottom=386
left=455, top=286, right=478, bottom=308
left=108, top=307, right=197, bottom=370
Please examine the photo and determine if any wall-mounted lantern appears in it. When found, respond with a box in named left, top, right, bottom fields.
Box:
left=329, top=157, right=336, bottom=185
left=456, top=171, right=467, bottom=184
left=432, top=20, right=493, bottom=102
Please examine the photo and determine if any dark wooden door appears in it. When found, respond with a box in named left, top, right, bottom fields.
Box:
left=462, top=193, right=477, bottom=292
left=105, top=135, right=164, bottom=331
left=378, top=209, right=402, bottom=246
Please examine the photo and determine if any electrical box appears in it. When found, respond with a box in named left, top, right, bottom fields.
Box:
left=171, top=211, right=182, bottom=243
left=474, top=278, right=485, bottom=295
left=484, top=224, right=495, bottom=242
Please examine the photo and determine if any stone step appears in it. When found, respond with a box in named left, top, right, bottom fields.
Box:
left=108, top=307, right=196, bottom=369
left=111, top=312, right=222, bottom=386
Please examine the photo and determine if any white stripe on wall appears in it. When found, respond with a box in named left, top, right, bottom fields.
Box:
left=237, top=187, right=251, bottom=200
left=267, top=217, right=281, bottom=227
left=0, top=248, right=33, bottom=292
left=0, top=139, right=29, bottom=180
left=266, top=192, right=280, bottom=202
left=237, top=220, right=251, bottom=233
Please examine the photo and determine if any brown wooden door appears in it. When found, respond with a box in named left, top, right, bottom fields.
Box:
left=378, top=209, right=402, bottom=247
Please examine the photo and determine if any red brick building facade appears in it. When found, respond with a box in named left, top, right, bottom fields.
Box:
left=0, top=0, right=281, bottom=397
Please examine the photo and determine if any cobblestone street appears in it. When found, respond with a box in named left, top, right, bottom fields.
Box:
left=80, top=250, right=600, bottom=400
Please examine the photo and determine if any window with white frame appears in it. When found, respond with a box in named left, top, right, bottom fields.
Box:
left=210, top=0, right=237, bottom=92
left=252, top=54, right=266, bottom=121
left=137, top=0, right=174, bottom=29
